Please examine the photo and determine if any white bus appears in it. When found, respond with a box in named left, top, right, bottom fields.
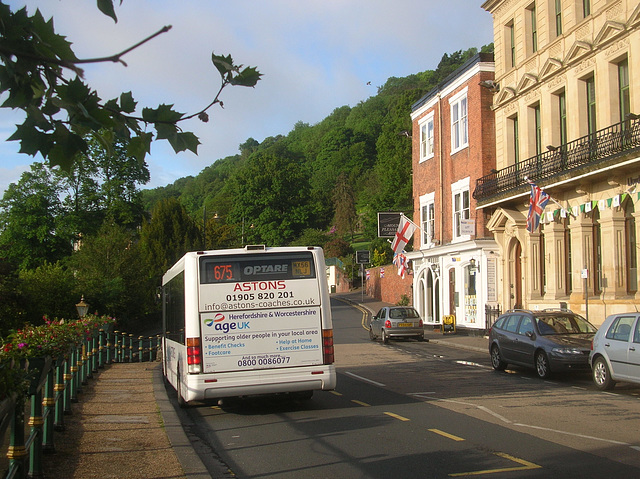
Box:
left=162, top=245, right=336, bottom=406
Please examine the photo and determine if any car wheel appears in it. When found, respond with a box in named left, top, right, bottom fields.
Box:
left=369, top=327, right=376, bottom=341
left=417, top=334, right=424, bottom=342
left=535, top=351, right=551, bottom=379
left=592, top=356, right=615, bottom=391
left=490, top=345, right=507, bottom=371
left=382, top=330, right=389, bottom=344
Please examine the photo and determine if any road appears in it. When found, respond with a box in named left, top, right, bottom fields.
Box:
left=172, top=297, right=640, bottom=478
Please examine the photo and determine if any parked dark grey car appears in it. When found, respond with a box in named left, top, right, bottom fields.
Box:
left=489, top=309, right=597, bottom=379
left=369, top=306, right=424, bottom=343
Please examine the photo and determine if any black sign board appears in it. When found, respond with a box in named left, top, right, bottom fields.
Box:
left=355, top=250, right=370, bottom=264
left=377, top=212, right=402, bottom=238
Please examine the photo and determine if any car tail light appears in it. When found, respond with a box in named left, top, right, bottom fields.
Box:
left=322, top=329, right=334, bottom=364
left=419, top=319, right=424, bottom=328
left=186, top=337, right=202, bottom=373
left=385, top=320, right=391, bottom=329
left=590, top=340, right=593, bottom=350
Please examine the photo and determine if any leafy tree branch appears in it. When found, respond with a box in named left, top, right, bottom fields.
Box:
left=0, top=0, right=261, bottom=171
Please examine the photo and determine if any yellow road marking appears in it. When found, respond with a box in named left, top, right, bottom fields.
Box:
left=351, top=400, right=370, bottom=407
left=384, top=412, right=410, bottom=421
left=332, top=296, right=371, bottom=330
left=330, top=391, right=342, bottom=396
left=449, top=452, right=541, bottom=477
left=429, top=429, right=465, bottom=441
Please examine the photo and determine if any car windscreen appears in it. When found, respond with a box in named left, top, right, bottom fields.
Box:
left=389, top=308, right=420, bottom=319
left=536, top=314, right=596, bottom=335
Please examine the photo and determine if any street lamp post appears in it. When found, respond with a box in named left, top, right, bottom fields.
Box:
left=75, top=296, right=89, bottom=318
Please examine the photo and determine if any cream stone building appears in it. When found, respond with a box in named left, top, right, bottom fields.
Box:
left=477, top=0, right=640, bottom=325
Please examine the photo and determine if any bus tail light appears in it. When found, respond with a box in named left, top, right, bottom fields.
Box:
left=322, top=329, right=334, bottom=364
left=186, top=337, right=202, bottom=373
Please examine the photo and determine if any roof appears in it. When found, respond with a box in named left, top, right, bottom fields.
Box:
left=411, top=52, right=494, bottom=113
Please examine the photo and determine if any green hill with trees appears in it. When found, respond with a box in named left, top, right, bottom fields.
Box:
left=0, top=44, right=492, bottom=335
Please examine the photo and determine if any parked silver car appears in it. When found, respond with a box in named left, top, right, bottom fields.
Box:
left=590, top=312, right=640, bottom=390
left=369, top=306, right=424, bottom=343
left=489, top=309, right=597, bottom=379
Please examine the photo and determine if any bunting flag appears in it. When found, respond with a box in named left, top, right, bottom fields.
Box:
left=391, top=215, right=418, bottom=254
left=365, top=270, right=370, bottom=282
left=379, top=267, right=385, bottom=278
left=526, top=181, right=550, bottom=233
left=393, top=252, right=409, bottom=279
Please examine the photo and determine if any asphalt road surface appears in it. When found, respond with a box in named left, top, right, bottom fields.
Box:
left=169, top=297, right=640, bottom=478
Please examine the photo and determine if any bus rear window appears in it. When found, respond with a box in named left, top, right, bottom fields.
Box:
left=199, top=252, right=316, bottom=284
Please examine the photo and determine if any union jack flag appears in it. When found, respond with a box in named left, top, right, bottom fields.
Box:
left=526, top=181, right=550, bottom=233
left=393, top=252, right=409, bottom=279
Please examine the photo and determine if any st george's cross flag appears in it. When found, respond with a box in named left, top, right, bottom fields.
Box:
left=526, top=181, right=550, bottom=233
left=391, top=215, right=417, bottom=254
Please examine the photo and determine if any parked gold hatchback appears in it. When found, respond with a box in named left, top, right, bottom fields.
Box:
left=369, top=306, right=424, bottom=344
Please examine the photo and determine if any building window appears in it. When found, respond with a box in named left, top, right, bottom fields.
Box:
left=625, top=200, right=637, bottom=294
left=592, top=209, right=602, bottom=295
left=558, top=91, right=567, bottom=146
left=450, top=90, right=468, bottom=153
left=453, top=190, right=470, bottom=239
left=529, top=103, right=542, bottom=156
left=583, top=0, right=590, bottom=18
left=618, top=58, right=630, bottom=124
left=586, top=76, right=597, bottom=135
left=540, top=231, right=546, bottom=295
left=554, top=0, right=563, bottom=36
left=420, top=114, right=435, bottom=161
left=464, top=264, right=477, bottom=323
left=505, top=20, right=515, bottom=68
left=420, top=194, right=436, bottom=246
left=509, top=114, right=520, bottom=166
left=527, top=3, right=538, bottom=54
left=564, top=217, right=572, bottom=295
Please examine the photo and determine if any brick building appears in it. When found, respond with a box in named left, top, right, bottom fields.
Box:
left=407, top=53, right=499, bottom=331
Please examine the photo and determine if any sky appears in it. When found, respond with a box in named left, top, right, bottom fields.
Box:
left=0, top=0, right=494, bottom=195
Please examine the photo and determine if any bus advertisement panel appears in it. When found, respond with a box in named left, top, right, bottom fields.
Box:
left=201, top=307, right=323, bottom=373
left=198, top=251, right=324, bottom=373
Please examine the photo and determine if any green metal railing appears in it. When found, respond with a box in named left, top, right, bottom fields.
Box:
left=1, top=329, right=161, bottom=479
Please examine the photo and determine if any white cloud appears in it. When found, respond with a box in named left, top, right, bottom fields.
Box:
left=2, top=0, right=493, bottom=194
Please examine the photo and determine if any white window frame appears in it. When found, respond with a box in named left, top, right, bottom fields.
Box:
left=450, top=88, right=469, bottom=154
left=420, top=192, right=436, bottom=247
left=419, top=112, right=435, bottom=162
left=451, top=177, right=471, bottom=242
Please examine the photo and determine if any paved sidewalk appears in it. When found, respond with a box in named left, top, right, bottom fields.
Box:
left=43, top=361, right=211, bottom=479
left=40, top=291, right=488, bottom=478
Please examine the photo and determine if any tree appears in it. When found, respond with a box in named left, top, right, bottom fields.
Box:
left=139, top=197, right=201, bottom=283
left=0, top=0, right=261, bottom=172
left=332, top=172, right=357, bottom=239
left=18, top=261, right=77, bottom=324
left=71, top=221, right=150, bottom=326
left=230, top=144, right=313, bottom=246
left=0, top=163, right=71, bottom=269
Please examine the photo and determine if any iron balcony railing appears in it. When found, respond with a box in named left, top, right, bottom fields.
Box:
left=473, top=117, right=640, bottom=202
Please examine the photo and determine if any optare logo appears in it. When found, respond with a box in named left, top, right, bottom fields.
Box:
left=205, top=313, right=225, bottom=327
